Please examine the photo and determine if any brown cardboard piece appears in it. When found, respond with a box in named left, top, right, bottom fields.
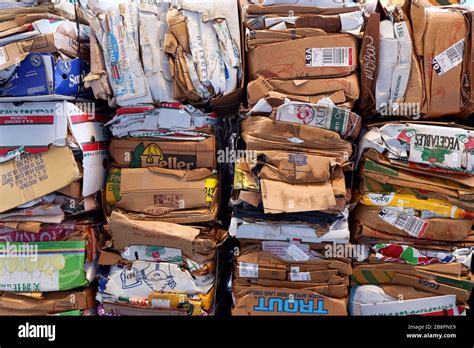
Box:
left=117, top=167, right=211, bottom=214
left=246, top=28, right=327, bottom=49
left=233, top=279, right=348, bottom=298
left=236, top=250, right=352, bottom=276
left=0, top=14, right=59, bottom=33
left=121, top=202, right=219, bottom=224
left=109, top=136, right=216, bottom=170
left=422, top=10, right=465, bottom=117
left=241, top=116, right=353, bottom=164
left=0, top=146, right=81, bottom=213
left=57, top=180, right=82, bottom=200
left=108, top=210, right=227, bottom=263
left=247, top=34, right=358, bottom=80
left=357, top=12, right=379, bottom=115
left=352, top=263, right=472, bottom=290
left=232, top=285, right=348, bottom=316
left=362, top=146, right=474, bottom=188
left=409, top=2, right=474, bottom=118
left=0, top=288, right=95, bottom=316
left=353, top=205, right=472, bottom=242
left=260, top=178, right=337, bottom=214
left=390, top=273, right=470, bottom=302
left=247, top=74, right=360, bottom=108
left=361, top=157, right=474, bottom=198
left=256, top=151, right=336, bottom=183
left=246, top=5, right=359, bottom=16
left=0, top=32, right=88, bottom=71
left=353, top=223, right=474, bottom=249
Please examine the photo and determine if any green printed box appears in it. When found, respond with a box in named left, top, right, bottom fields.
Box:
left=0, top=241, right=87, bottom=292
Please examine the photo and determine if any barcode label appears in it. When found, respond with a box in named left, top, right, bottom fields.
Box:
left=379, top=208, right=428, bottom=238
left=432, top=39, right=464, bottom=76
left=238, top=262, right=259, bottom=278
left=305, top=47, right=352, bottom=67
left=0, top=47, right=7, bottom=65
left=290, top=272, right=311, bottom=282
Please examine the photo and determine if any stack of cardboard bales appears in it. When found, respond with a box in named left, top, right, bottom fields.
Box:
left=84, top=0, right=243, bottom=316
left=230, top=0, right=365, bottom=316
left=0, top=3, right=110, bottom=316
left=351, top=1, right=474, bottom=316
left=97, top=109, right=228, bottom=316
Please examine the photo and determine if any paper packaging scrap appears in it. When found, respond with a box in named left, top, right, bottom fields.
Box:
left=0, top=288, right=96, bottom=316
left=232, top=285, right=348, bottom=316
left=410, top=4, right=473, bottom=118
left=1, top=0, right=473, bottom=318
left=272, top=99, right=361, bottom=139
left=108, top=136, right=216, bottom=170
left=106, top=104, right=216, bottom=137
left=0, top=146, right=80, bottom=213
left=247, top=34, right=358, bottom=80
left=105, top=167, right=215, bottom=215
left=0, top=241, right=88, bottom=292
left=83, top=0, right=243, bottom=107
left=0, top=52, right=92, bottom=99
left=349, top=285, right=461, bottom=316
left=359, top=3, right=474, bottom=119
left=247, top=74, right=360, bottom=109
left=231, top=0, right=361, bottom=313
left=353, top=118, right=473, bottom=316
left=0, top=2, right=110, bottom=319
left=0, top=102, right=111, bottom=197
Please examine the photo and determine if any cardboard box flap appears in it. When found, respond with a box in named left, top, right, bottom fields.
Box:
left=363, top=148, right=474, bottom=188
left=237, top=249, right=351, bottom=275
left=354, top=205, right=472, bottom=243
left=0, top=288, right=94, bottom=314
left=0, top=105, right=68, bottom=162
left=98, top=249, right=124, bottom=266
left=391, top=273, right=470, bottom=302
left=246, top=4, right=360, bottom=16
left=0, top=146, right=80, bottom=213
left=261, top=178, right=337, bottom=214
left=146, top=167, right=212, bottom=181
left=247, top=34, right=358, bottom=80
left=108, top=137, right=216, bottom=170
left=109, top=211, right=223, bottom=263
left=256, top=150, right=335, bottom=183
left=241, top=116, right=353, bottom=163
left=233, top=279, right=348, bottom=298
left=232, top=285, right=348, bottom=315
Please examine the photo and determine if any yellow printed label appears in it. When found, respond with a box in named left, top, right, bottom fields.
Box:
left=361, top=193, right=472, bottom=219
left=205, top=177, right=219, bottom=203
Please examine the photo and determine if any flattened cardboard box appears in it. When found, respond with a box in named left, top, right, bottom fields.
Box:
left=247, top=73, right=360, bottom=107
left=236, top=250, right=352, bottom=276
left=247, top=34, right=358, bottom=80
left=256, top=150, right=336, bottom=183
left=352, top=263, right=473, bottom=292
left=108, top=211, right=226, bottom=264
left=0, top=288, right=95, bottom=316
left=233, top=279, right=348, bottom=298
left=361, top=156, right=474, bottom=200
left=0, top=146, right=80, bottom=213
left=109, top=137, right=216, bottom=169
left=113, top=167, right=212, bottom=214
left=353, top=205, right=473, bottom=242
left=260, top=178, right=337, bottom=214
left=411, top=6, right=470, bottom=118
left=0, top=102, right=110, bottom=197
left=0, top=32, right=87, bottom=71
left=241, top=116, right=353, bottom=164
left=232, top=285, right=348, bottom=316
